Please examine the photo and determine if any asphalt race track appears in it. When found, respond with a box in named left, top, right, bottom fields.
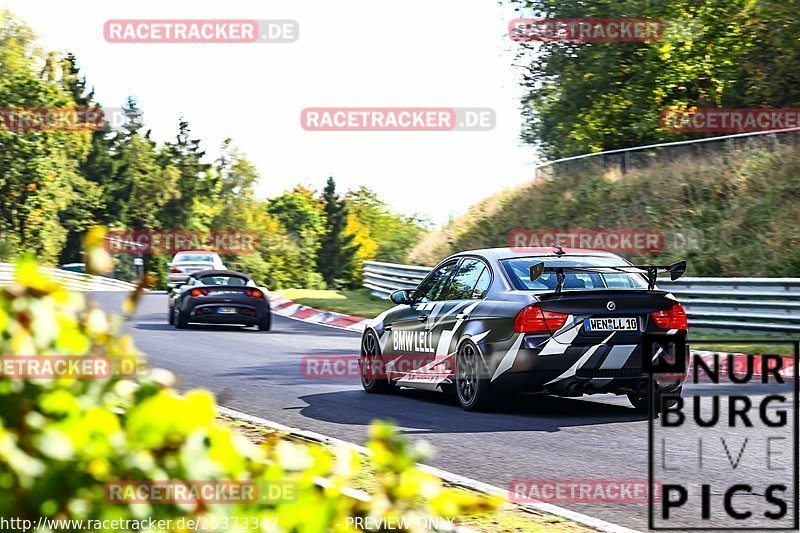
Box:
left=94, top=292, right=798, bottom=532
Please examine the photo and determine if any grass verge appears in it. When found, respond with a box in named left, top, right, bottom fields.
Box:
left=691, top=332, right=797, bottom=357
left=275, top=288, right=392, bottom=318
left=220, top=416, right=594, bottom=533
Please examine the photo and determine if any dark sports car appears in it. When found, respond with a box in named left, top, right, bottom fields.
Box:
left=360, top=247, right=688, bottom=411
left=168, top=270, right=271, bottom=331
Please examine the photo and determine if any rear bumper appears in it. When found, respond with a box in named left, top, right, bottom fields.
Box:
left=479, top=333, right=687, bottom=395
left=167, top=275, right=189, bottom=287
left=185, top=302, right=269, bottom=326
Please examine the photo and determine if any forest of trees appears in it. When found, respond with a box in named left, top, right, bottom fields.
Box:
left=511, top=0, right=800, bottom=159
left=0, top=10, right=427, bottom=289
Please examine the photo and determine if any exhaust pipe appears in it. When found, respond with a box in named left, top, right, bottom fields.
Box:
left=567, top=383, right=583, bottom=396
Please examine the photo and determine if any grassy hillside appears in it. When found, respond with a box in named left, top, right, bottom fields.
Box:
left=409, top=145, right=800, bottom=277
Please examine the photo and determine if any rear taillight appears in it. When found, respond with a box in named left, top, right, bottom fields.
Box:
left=190, top=288, right=209, bottom=297
left=650, top=303, right=688, bottom=330
left=245, top=289, right=263, bottom=298
left=170, top=268, right=181, bottom=274
left=514, top=304, right=569, bottom=333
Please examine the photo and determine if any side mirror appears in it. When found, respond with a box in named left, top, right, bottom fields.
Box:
left=530, top=262, right=545, bottom=282
left=390, top=289, right=413, bottom=305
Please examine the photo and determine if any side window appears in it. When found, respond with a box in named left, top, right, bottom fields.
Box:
left=417, top=260, right=458, bottom=302
left=444, top=259, right=486, bottom=300
left=471, top=266, right=491, bottom=299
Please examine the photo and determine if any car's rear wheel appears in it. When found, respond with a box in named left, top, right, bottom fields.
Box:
left=455, top=340, right=494, bottom=411
left=168, top=303, right=174, bottom=325
left=174, top=307, right=189, bottom=329
left=360, top=330, right=396, bottom=394
left=257, top=313, right=271, bottom=331
left=627, top=386, right=682, bottom=413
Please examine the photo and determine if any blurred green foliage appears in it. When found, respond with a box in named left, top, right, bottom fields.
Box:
left=0, top=232, right=494, bottom=531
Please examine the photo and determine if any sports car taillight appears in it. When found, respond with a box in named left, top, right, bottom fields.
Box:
left=514, top=304, right=568, bottom=333
left=169, top=268, right=181, bottom=274
left=190, top=288, right=209, bottom=297
left=650, top=303, right=688, bottom=330
left=245, top=289, right=263, bottom=298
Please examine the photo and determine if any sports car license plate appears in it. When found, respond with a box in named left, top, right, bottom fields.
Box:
left=217, top=307, right=237, bottom=314
left=585, top=317, right=638, bottom=331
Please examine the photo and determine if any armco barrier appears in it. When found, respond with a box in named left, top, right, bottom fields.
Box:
left=0, top=263, right=138, bottom=292
left=363, top=261, right=800, bottom=334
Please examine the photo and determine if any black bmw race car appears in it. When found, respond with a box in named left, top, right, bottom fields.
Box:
left=168, top=270, right=271, bottom=331
left=360, top=247, right=688, bottom=411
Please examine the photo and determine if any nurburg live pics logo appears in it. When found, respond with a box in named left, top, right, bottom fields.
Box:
left=646, top=336, right=799, bottom=530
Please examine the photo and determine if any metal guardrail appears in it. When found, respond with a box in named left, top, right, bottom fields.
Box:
left=535, top=127, right=800, bottom=179
left=0, top=263, right=138, bottom=292
left=363, top=261, right=800, bottom=334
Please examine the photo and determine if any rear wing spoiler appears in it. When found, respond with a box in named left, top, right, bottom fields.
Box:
left=529, top=260, right=687, bottom=293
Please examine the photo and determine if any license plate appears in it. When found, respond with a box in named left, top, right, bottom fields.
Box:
left=585, top=317, right=638, bottom=331
left=217, top=307, right=237, bottom=314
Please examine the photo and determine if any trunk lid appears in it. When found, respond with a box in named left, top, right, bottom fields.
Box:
left=535, top=289, right=674, bottom=345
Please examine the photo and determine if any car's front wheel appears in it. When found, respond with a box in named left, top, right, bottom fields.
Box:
left=455, top=340, right=494, bottom=411
left=360, top=330, right=396, bottom=394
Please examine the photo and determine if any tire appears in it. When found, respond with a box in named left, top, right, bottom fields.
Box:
left=168, top=303, right=174, bottom=325
left=360, top=330, right=396, bottom=394
left=257, top=313, right=271, bottom=331
left=627, top=392, right=649, bottom=412
left=175, top=307, right=189, bottom=329
left=455, top=340, right=494, bottom=411
left=627, top=386, right=681, bottom=413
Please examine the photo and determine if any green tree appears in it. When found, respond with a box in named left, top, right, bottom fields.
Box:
left=0, top=11, right=94, bottom=265
left=511, top=0, right=800, bottom=159
left=346, top=186, right=428, bottom=264
left=266, top=186, right=326, bottom=288
left=317, top=177, right=358, bottom=287
left=159, top=118, right=215, bottom=230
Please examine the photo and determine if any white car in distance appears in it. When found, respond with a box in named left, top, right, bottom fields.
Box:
left=167, top=251, right=226, bottom=288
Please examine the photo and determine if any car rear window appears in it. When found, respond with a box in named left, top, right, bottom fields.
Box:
left=196, top=275, right=249, bottom=286
left=176, top=254, right=215, bottom=262
left=501, top=256, right=648, bottom=291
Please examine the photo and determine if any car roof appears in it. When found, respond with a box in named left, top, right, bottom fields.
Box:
left=174, top=250, right=220, bottom=255
left=189, top=269, right=250, bottom=279
left=450, top=247, right=620, bottom=261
